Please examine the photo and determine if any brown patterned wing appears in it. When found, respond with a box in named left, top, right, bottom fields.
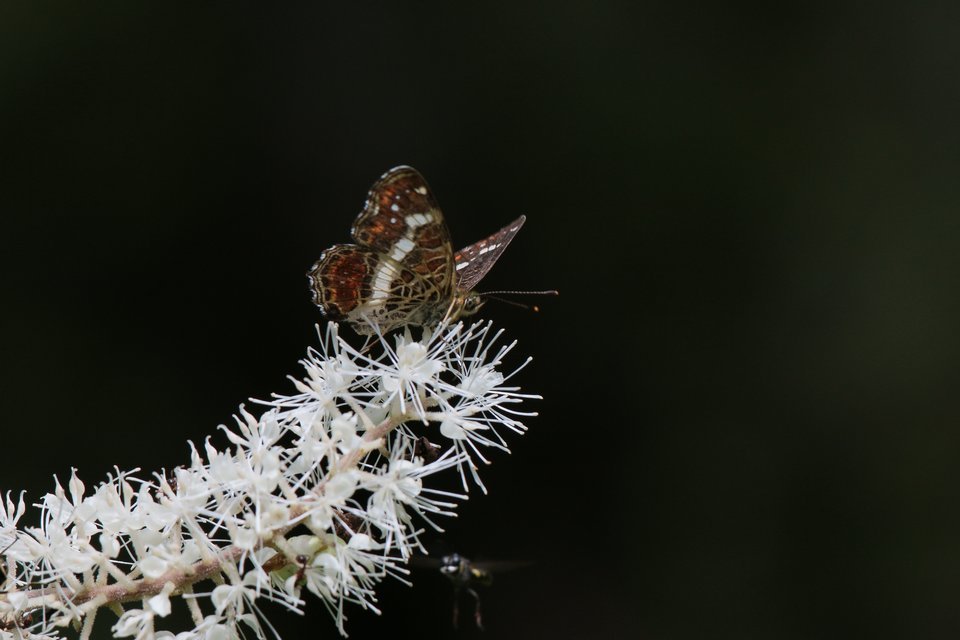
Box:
left=307, top=244, right=444, bottom=335
left=351, top=166, right=455, bottom=297
left=454, top=215, right=526, bottom=292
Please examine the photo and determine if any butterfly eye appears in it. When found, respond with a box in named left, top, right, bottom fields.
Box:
left=462, top=294, right=486, bottom=316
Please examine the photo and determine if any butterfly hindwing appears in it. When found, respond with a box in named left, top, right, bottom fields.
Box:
left=307, top=245, right=443, bottom=334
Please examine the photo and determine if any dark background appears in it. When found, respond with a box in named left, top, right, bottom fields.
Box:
left=3, top=2, right=960, bottom=638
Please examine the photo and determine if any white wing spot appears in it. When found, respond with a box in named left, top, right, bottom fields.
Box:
left=371, top=262, right=399, bottom=300
left=389, top=237, right=416, bottom=262
left=414, top=186, right=428, bottom=195
left=391, top=203, right=399, bottom=212
left=405, top=213, right=433, bottom=228
left=456, top=260, right=470, bottom=271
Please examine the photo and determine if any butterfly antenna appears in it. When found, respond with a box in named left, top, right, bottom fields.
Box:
left=479, top=289, right=559, bottom=297
left=358, top=336, right=375, bottom=356
left=479, top=290, right=559, bottom=313
left=484, top=295, right=537, bottom=311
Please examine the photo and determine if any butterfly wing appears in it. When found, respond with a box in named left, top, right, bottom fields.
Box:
left=308, top=167, right=524, bottom=333
left=454, top=215, right=526, bottom=292
left=307, top=244, right=443, bottom=335
left=351, top=166, right=456, bottom=297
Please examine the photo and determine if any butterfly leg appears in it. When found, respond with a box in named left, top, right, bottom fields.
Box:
left=357, top=335, right=375, bottom=356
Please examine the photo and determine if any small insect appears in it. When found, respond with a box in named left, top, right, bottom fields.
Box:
left=307, top=166, right=530, bottom=335
left=413, top=552, right=530, bottom=630
left=0, top=601, right=34, bottom=634
left=164, top=468, right=181, bottom=494
left=413, top=436, right=442, bottom=464
left=292, top=554, right=310, bottom=588
left=331, top=509, right=364, bottom=542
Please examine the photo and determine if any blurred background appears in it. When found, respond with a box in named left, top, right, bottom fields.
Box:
left=2, top=2, right=960, bottom=638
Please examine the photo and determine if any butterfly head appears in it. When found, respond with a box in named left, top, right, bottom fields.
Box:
left=444, top=291, right=487, bottom=325
left=460, top=291, right=487, bottom=318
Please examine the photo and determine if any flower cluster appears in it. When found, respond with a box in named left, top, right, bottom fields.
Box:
left=0, top=322, right=536, bottom=639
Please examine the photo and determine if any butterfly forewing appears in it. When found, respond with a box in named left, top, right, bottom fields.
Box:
left=454, top=215, right=526, bottom=292
left=351, top=166, right=455, bottom=296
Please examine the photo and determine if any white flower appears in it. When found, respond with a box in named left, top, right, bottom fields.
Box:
left=148, top=583, right=175, bottom=617
left=26, top=517, right=97, bottom=577
left=211, top=572, right=262, bottom=618
left=369, top=330, right=447, bottom=419
left=194, top=616, right=238, bottom=640
left=113, top=608, right=156, bottom=640
left=0, top=492, right=25, bottom=539
left=304, top=470, right=360, bottom=533
left=0, top=321, right=536, bottom=639
left=301, top=551, right=340, bottom=604
left=330, top=413, right=361, bottom=452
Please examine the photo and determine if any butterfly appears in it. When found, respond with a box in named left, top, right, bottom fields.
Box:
left=307, top=166, right=525, bottom=335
